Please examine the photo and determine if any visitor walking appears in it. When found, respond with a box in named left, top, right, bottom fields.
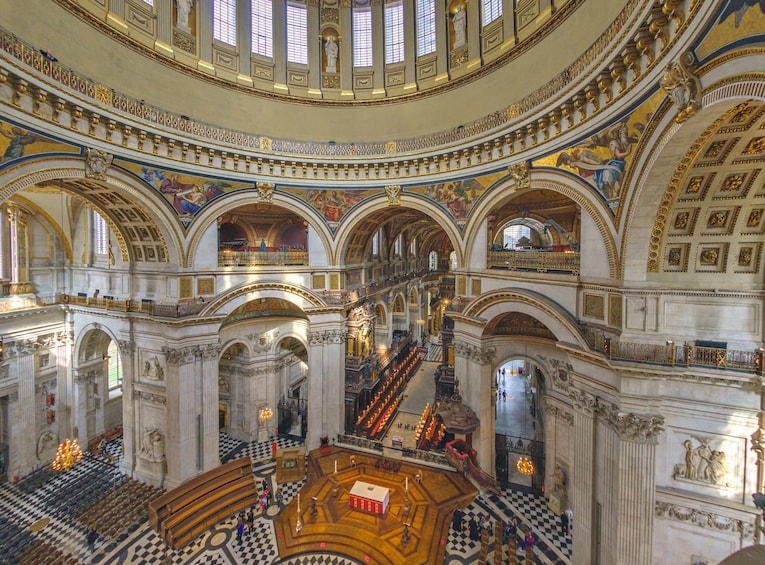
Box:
left=86, top=528, right=98, bottom=552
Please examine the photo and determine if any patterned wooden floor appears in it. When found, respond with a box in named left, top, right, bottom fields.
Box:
left=274, top=447, right=477, bottom=565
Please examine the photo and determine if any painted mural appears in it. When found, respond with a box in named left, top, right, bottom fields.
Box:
left=285, top=188, right=373, bottom=223
left=411, top=178, right=486, bottom=220
left=0, top=120, right=78, bottom=167
left=116, top=161, right=250, bottom=222
left=536, top=89, right=662, bottom=213
left=697, top=0, right=765, bottom=60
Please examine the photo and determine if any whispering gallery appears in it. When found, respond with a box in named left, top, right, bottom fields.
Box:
left=1, top=1, right=765, bottom=564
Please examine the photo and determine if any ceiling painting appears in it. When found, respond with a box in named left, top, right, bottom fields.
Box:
left=410, top=178, right=486, bottom=220
left=535, top=90, right=662, bottom=214
left=284, top=188, right=373, bottom=225
left=696, top=0, right=765, bottom=60
left=0, top=120, right=79, bottom=167
left=116, top=161, right=250, bottom=226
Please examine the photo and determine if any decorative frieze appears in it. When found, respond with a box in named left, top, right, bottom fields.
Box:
left=655, top=501, right=755, bottom=539
left=452, top=340, right=495, bottom=364
left=308, top=329, right=347, bottom=345
left=672, top=436, right=732, bottom=487
left=161, top=345, right=216, bottom=365
left=136, top=390, right=166, bottom=405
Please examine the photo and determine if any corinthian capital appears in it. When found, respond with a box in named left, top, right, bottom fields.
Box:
left=569, top=388, right=597, bottom=415
left=612, top=412, right=665, bottom=443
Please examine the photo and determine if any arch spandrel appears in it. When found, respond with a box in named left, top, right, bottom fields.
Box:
left=203, top=281, right=330, bottom=318
left=331, top=194, right=464, bottom=267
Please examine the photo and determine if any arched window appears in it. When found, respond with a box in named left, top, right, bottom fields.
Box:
left=482, top=0, right=502, bottom=26
left=429, top=251, right=438, bottom=271
left=107, top=341, right=122, bottom=398
left=93, top=211, right=109, bottom=256
left=213, top=0, right=237, bottom=46
left=372, top=228, right=381, bottom=257
left=384, top=2, right=404, bottom=64
left=287, top=3, right=308, bottom=64
left=503, top=225, right=531, bottom=250
left=251, top=0, right=273, bottom=57
left=353, top=7, right=373, bottom=67
left=449, top=250, right=457, bottom=271
left=416, top=0, right=436, bottom=56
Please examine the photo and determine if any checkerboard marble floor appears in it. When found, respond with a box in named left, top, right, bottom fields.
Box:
left=1, top=433, right=573, bottom=565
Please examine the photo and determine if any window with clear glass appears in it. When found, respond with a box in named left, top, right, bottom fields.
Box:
left=353, top=8, right=373, bottom=67
left=503, top=225, right=532, bottom=249
left=429, top=251, right=438, bottom=271
left=107, top=341, right=122, bottom=398
left=372, top=229, right=381, bottom=257
left=287, top=4, right=308, bottom=64
left=94, top=211, right=109, bottom=256
left=482, top=0, right=502, bottom=26
left=213, top=0, right=237, bottom=46
left=416, top=0, right=436, bottom=56
left=385, top=2, right=404, bottom=64
left=251, top=0, right=273, bottom=57
left=450, top=251, right=457, bottom=271
left=143, top=0, right=153, bottom=6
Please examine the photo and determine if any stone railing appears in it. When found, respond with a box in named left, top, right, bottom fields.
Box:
left=487, top=251, right=580, bottom=275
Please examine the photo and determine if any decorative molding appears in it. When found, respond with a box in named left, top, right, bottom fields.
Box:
left=256, top=182, right=275, bottom=203
left=655, top=501, right=755, bottom=540
left=452, top=340, right=495, bottom=364
left=136, top=390, right=166, bottom=405
left=246, top=330, right=279, bottom=354
left=84, top=147, right=113, bottom=180
left=661, top=51, right=702, bottom=123
left=569, top=388, right=597, bottom=416
left=161, top=345, right=199, bottom=366
left=385, top=185, right=401, bottom=206
left=508, top=161, right=531, bottom=190
left=118, top=339, right=135, bottom=355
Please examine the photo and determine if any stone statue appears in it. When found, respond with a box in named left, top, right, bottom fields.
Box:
left=552, top=464, right=567, bottom=495
left=141, top=428, right=165, bottom=461
left=144, top=356, right=164, bottom=381
left=452, top=6, right=467, bottom=49
left=176, top=0, right=194, bottom=33
left=324, top=37, right=338, bottom=73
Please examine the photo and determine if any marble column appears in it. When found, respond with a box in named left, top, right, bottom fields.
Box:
left=162, top=345, right=199, bottom=489
left=72, top=369, right=95, bottom=451
left=200, top=344, right=220, bottom=472
left=307, top=323, right=345, bottom=450
left=118, top=339, right=136, bottom=477
left=610, top=411, right=664, bottom=565
left=10, top=340, right=35, bottom=473
left=570, top=388, right=597, bottom=565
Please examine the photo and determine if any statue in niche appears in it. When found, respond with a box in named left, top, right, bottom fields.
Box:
left=218, top=374, right=229, bottom=393
left=176, top=0, right=194, bottom=33
left=452, top=5, right=467, bottom=49
left=324, top=36, right=338, bottom=73
left=144, top=356, right=164, bottom=381
left=673, top=437, right=731, bottom=487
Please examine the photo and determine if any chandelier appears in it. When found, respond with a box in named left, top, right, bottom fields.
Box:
left=259, top=407, right=273, bottom=422
left=516, top=455, right=534, bottom=476
left=51, top=438, right=83, bottom=471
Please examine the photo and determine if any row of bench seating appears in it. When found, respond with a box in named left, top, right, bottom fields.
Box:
left=148, top=456, right=257, bottom=550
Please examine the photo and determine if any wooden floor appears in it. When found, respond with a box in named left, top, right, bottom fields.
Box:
left=274, top=447, right=477, bottom=565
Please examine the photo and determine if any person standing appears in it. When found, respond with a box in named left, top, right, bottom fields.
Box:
left=86, top=529, right=98, bottom=552
left=566, top=507, right=573, bottom=536
left=560, top=510, right=569, bottom=537
left=236, top=518, right=245, bottom=544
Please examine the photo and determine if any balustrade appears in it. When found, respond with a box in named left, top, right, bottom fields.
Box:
left=487, top=251, right=580, bottom=275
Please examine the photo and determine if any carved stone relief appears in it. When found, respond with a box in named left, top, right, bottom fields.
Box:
left=672, top=436, right=732, bottom=488
left=143, top=356, right=164, bottom=381
left=655, top=501, right=754, bottom=539
left=140, top=428, right=165, bottom=461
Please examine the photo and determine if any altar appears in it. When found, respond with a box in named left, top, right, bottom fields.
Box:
left=349, top=480, right=389, bottom=515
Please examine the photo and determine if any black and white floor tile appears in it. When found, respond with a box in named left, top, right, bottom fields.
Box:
left=1, top=434, right=573, bottom=564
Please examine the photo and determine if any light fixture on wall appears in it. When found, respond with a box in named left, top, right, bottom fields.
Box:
left=516, top=454, right=534, bottom=476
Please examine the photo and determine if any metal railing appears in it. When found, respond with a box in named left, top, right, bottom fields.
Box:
left=218, top=250, right=308, bottom=267
left=487, top=251, right=580, bottom=275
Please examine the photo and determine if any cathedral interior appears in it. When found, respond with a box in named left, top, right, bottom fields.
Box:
left=1, top=1, right=765, bottom=564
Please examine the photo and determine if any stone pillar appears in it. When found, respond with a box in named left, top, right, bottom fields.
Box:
left=200, top=344, right=220, bottom=471
left=55, top=329, right=73, bottom=439
left=238, top=0, right=252, bottom=77
left=543, top=398, right=558, bottom=496
left=609, top=411, right=664, bottom=565
left=198, top=0, right=213, bottom=63
left=453, top=339, right=495, bottom=473
left=162, top=346, right=200, bottom=489
left=503, top=0, right=516, bottom=45
left=402, top=1, right=416, bottom=85
left=307, top=320, right=345, bottom=450
left=7, top=205, right=30, bottom=294
left=72, top=369, right=95, bottom=451
left=465, top=0, right=481, bottom=64
left=272, top=0, right=287, bottom=86
left=118, top=339, right=136, bottom=477
left=306, top=0, right=321, bottom=90
left=156, top=0, right=172, bottom=45
left=434, top=0, right=448, bottom=77
left=570, top=388, right=597, bottom=565
left=10, top=340, right=35, bottom=474
left=0, top=204, right=10, bottom=281
left=370, top=0, right=384, bottom=91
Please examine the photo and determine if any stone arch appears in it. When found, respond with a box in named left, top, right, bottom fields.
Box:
left=203, top=281, right=329, bottom=317
left=464, top=169, right=619, bottom=278
left=185, top=189, right=334, bottom=269
left=332, top=193, right=464, bottom=267
left=0, top=157, right=184, bottom=265
left=461, top=288, right=589, bottom=350
left=620, top=63, right=765, bottom=282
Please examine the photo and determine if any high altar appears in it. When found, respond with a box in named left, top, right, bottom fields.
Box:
left=349, top=481, right=389, bottom=515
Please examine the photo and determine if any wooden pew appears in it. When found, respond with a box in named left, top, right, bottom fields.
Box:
left=148, top=456, right=257, bottom=550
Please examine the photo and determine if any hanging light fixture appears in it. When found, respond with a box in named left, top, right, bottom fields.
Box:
left=259, top=406, right=273, bottom=423
left=516, top=455, right=534, bottom=476
left=51, top=438, right=83, bottom=471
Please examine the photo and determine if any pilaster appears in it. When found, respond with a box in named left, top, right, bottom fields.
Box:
left=307, top=321, right=346, bottom=450
left=198, top=0, right=213, bottom=63
left=118, top=339, right=136, bottom=476
left=200, top=343, right=221, bottom=471
left=10, top=340, right=35, bottom=474
left=570, top=387, right=596, bottom=565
